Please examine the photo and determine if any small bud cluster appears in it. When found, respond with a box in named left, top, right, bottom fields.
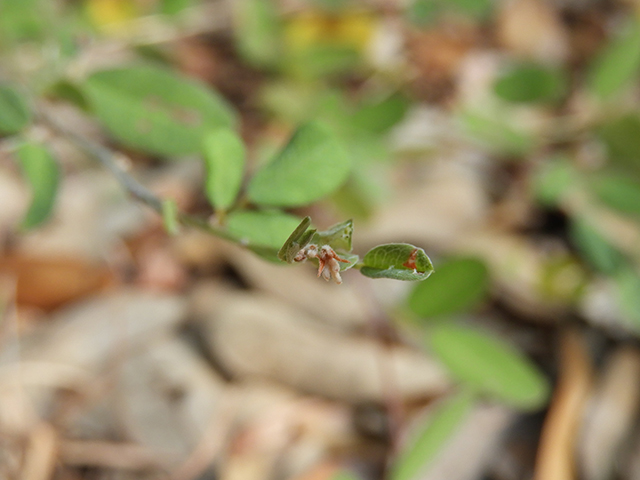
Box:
left=294, top=244, right=349, bottom=284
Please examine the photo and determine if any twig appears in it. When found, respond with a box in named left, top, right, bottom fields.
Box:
left=38, top=106, right=162, bottom=211
left=37, top=103, right=238, bottom=244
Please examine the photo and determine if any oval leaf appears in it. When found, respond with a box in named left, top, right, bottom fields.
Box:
left=247, top=122, right=351, bottom=207
left=0, top=84, right=31, bottom=134
left=408, top=256, right=489, bottom=318
left=589, top=20, right=640, bottom=99
left=202, top=129, right=245, bottom=212
left=83, top=65, right=236, bottom=156
left=227, top=210, right=303, bottom=251
left=391, top=391, right=475, bottom=480
left=360, top=243, right=434, bottom=281
left=428, top=324, right=550, bottom=410
left=17, top=142, right=60, bottom=229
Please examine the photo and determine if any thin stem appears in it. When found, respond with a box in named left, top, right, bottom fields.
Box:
left=37, top=103, right=238, bottom=244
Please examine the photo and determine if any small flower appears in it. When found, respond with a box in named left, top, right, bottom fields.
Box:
left=293, top=244, right=349, bottom=284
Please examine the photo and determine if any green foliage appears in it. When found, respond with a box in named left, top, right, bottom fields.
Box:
left=0, top=84, right=31, bottom=135
left=533, top=157, right=579, bottom=206
left=598, top=114, right=640, bottom=173
left=428, top=324, right=550, bottom=409
left=278, top=216, right=316, bottom=263
left=570, top=217, right=624, bottom=274
left=16, top=142, right=60, bottom=230
left=232, top=0, right=282, bottom=67
left=278, top=216, right=357, bottom=262
left=0, top=0, right=52, bottom=43
left=82, top=65, right=236, bottom=156
left=227, top=210, right=303, bottom=251
left=391, top=391, right=475, bottom=480
left=408, top=257, right=489, bottom=318
left=360, top=243, right=434, bottom=281
left=588, top=20, right=640, bottom=99
left=247, top=122, right=352, bottom=207
left=202, top=129, right=246, bottom=212
left=159, top=0, right=193, bottom=16
left=494, top=63, right=567, bottom=104
left=311, top=219, right=353, bottom=252
left=350, top=93, right=410, bottom=134
left=406, top=0, right=493, bottom=26
left=591, top=173, right=640, bottom=216
left=161, top=199, right=180, bottom=235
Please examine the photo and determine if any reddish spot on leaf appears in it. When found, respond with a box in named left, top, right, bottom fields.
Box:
left=402, top=248, right=419, bottom=270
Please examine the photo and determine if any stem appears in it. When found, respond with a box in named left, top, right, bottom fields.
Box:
left=37, top=103, right=242, bottom=245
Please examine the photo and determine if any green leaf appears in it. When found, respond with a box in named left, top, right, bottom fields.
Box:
left=598, top=114, right=640, bottom=174
left=247, top=122, right=352, bottom=207
left=591, top=173, right=640, bottom=216
left=570, top=217, right=624, bottom=274
left=336, top=252, right=359, bottom=272
left=278, top=216, right=316, bottom=262
left=391, top=391, right=474, bottom=480
left=0, top=84, right=31, bottom=135
left=232, top=0, right=282, bottom=67
left=82, top=65, right=236, bottom=156
left=202, top=129, right=245, bottom=212
left=312, top=219, right=354, bottom=252
left=0, top=0, right=51, bottom=43
left=494, top=63, right=567, bottom=104
left=589, top=20, right=640, bottom=99
left=159, top=0, right=192, bottom=15
left=406, top=0, right=444, bottom=26
left=450, top=0, right=493, bottom=19
left=360, top=243, right=434, bottom=281
left=408, top=257, right=489, bottom=318
left=16, top=142, right=60, bottom=230
left=351, top=93, right=409, bottom=134
left=161, top=199, right=180, bottom=235
left=428, top=324, right=550, bottom=409
left=227, top=210, right=303, bottom=251
left=533, top=157, right=579, bottom=206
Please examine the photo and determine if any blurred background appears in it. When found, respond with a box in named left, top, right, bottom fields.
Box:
left=2, top=0, right=640, bottom=479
